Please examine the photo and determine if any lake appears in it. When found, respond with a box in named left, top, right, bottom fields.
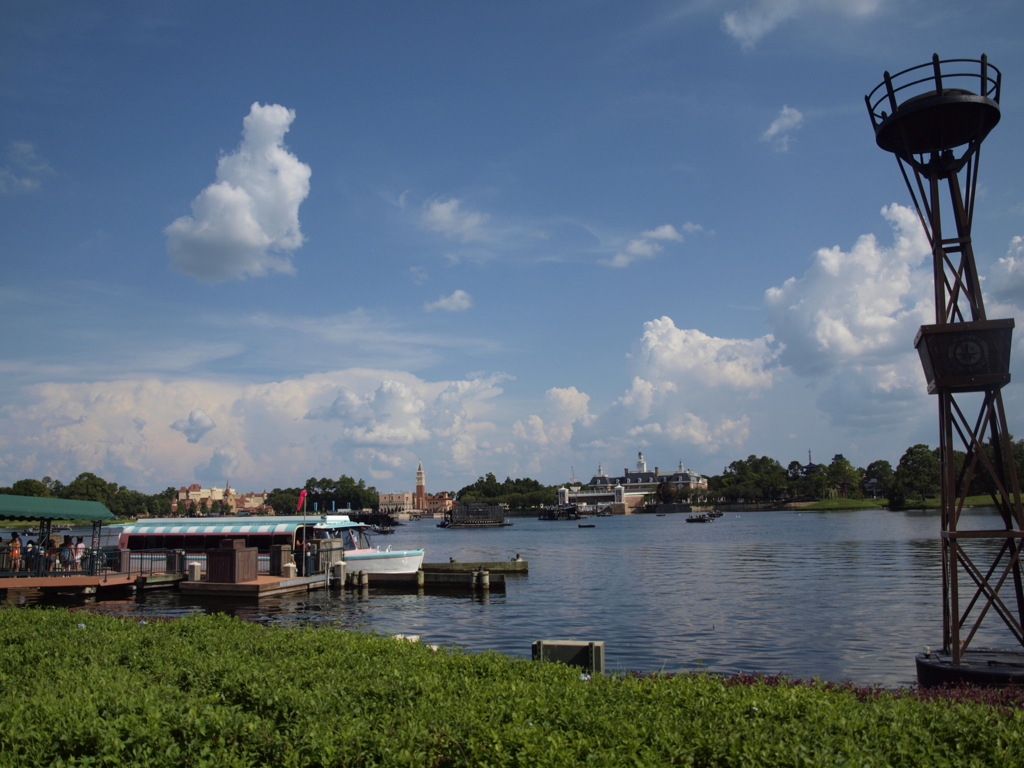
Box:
left=47, top=507, right=1022, bottom=687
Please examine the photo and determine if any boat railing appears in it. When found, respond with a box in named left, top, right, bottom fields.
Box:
left=0, top=544, right=341, bottom=581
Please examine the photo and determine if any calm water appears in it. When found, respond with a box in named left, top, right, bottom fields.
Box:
left=41, top=508, right=1020, bottom=687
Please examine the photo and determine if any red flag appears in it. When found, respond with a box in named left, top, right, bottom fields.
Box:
left=296, top=489, right=307, bottom=512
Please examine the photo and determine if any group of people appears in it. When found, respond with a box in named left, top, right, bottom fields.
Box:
left=1, top=532, right=88, bottom=574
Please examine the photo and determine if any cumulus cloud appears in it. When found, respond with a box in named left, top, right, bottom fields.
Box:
left=514, top=386, right=593, bottom=447
left=601, top=223, right=692, bottom=268
left=763, top=203, right=936, bottom=431
left=764, top=203, right=932, bottom=376
left=631, top=317, right=779, bottom=391
left=0, top=370, right=515, bottom=492
left=988, top=236, right=1024, bottom=308
left=170, top=408, right=216, bottom=443
left=0, top=141, right=53, bottom=194
left=421, top=197, right=489, bottom=241
left=424, top=289, right=473, bottom=312
left=761, top=106, right=804, bottom=153
left=723, top=0, right=882, bottom=48
left=570, top=317, right=777, bottom=457
left=165, top=103, right=311, bottom=283
left=305, top=379, right=430, bottom=445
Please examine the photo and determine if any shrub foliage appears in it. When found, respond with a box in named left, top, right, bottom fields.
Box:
left=1, top=608, right=1022, bottom=766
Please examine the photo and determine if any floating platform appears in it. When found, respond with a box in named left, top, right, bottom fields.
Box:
left=916, top=648, right=1024, bottom=688
left=421, top=559, right=527, bottom=574
left=0, top=572, right=138, bottom=597
left=180, top=573, right=329, bottom=598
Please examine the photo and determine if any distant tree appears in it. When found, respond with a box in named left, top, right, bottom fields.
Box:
left=801, top=464, right=828, bottom=500
left=456, top=474, right=556, bottom=508
left=63, top=472, right=117, bottom=508
left=827, top=457, right=862, bottom=499
left=111, top=487, right=148, bottom=519
left=42, top=476, right=65, bottom=497
left=11, top=478, right=50, bottom=497
left=863, top=460, right=894, bottom=498
left=267, top=488, right=302, bottom=515
left=146, top=494, right=173, bottom=517
left=890, top=444, right=940, bottom=508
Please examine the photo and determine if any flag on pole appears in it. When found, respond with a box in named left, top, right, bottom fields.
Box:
left=296, top=489, right=307, bottom=512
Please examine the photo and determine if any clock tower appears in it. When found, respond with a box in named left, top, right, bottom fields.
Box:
left=414, top=460, right=426, bottom=511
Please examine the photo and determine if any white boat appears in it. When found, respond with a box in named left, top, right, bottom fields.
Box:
left=115, top=515, right=424, bottom=578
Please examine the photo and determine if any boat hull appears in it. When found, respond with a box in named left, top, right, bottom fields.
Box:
left=343, top=549, right=425, bottom=576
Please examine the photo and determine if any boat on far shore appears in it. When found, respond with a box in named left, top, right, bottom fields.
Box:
left=538, top=504, right=582, bottom=521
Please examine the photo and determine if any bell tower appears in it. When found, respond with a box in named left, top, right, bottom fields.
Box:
left=414, top=460, right=426, bottom=511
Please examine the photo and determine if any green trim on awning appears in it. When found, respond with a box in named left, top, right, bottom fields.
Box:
left=0, top=495, right=115, bottom=522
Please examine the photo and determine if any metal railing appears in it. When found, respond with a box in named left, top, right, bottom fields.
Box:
left=866, top=54, right=1001, bottom=127
left=0, top=545, right=339, bottom=580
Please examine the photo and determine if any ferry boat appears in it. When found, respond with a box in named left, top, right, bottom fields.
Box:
left=114, top=515, right=424, bottom=579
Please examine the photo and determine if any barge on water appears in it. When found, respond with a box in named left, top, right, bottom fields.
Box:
left=438, top=504, right=511, bottom=529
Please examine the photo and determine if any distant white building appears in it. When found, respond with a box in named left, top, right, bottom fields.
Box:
left=559, top=452, right=708, bottom=513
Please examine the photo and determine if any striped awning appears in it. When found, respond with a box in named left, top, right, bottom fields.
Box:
left=124, top=515, right=362, bottom=537
left=125, top=522, right=300, bottom=536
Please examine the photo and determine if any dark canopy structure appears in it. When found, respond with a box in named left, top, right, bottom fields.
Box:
left=0, top=495, right=114, bottom=523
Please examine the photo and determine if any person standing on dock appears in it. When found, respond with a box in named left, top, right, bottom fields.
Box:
left=9, top=533, right=21, bottom=572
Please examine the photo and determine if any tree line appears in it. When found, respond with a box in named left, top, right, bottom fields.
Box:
left=7, top=437, right=1024, bottom=517
left=702, top=439, right=1024, bottom=509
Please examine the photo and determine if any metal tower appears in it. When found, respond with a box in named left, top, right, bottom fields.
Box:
left=866, top=55, right=1024, bottom=686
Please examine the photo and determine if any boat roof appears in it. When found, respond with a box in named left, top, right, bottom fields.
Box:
left=124, top=514, right=363, bottom=536
left=0, top=495, right=115, bottom=523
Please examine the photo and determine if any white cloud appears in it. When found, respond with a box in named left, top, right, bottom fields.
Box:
left=723, top=0, right=883, bottom=47
left=514, top=386, right=593, bottom=447
left=763, top=203, right=935, bottom=431
left=421, top=197, right=490, bottom=242
left=165, top=102, right=311, bottom=283
left=0, top=370, right=513, bottom=492
left=424, top=289, right=473, bottom=312
left=988, top=236, right=1024, bottom=308
left=761, top=106, right=804, bottom=153
left=630, top=317, right=779, bottom=391
left=170, top=408, right=216, bottom=443
left=764, top=203, right=932, bottom=376
left=0, top=141, right=52, bottom=194
left=306, top=378, right=430, bottom=445
left=601, top=223, right=692, bottom=268
left=641, top=224, right=684, bottom=241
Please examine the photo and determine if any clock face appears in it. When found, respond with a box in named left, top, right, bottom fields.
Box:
left=948, top=335, right=987, bottom=370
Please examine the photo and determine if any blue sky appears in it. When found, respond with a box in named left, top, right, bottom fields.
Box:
left=2, top=1, right=1023, bottom=495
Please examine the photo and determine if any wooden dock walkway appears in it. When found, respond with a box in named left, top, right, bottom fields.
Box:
left=0, top=558, right=527, bottom=600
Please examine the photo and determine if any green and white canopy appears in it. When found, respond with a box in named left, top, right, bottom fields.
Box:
left=0, top=495, right=115, bottom=522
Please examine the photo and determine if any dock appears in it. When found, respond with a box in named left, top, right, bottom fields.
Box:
left=180, top=573, right=329, bottom=598
left=0, top=558, right=527, bottom=600
left=421, top=558, right=528, bottom=574
left=0, top=572, right=138, bottom=597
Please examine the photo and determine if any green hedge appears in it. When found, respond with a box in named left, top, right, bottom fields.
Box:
left=0, top=608, right=1021, bottom=766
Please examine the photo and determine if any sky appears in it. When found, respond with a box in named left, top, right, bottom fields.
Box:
left=2, top=1, right=1024, bottom=496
